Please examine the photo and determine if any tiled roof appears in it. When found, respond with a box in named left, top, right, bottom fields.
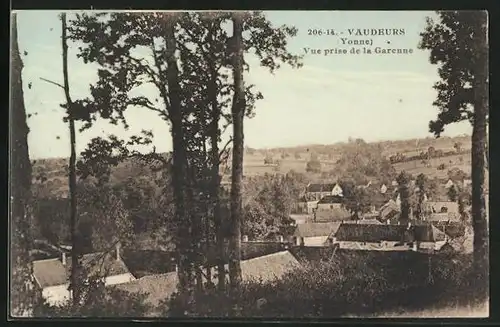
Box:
left=317, top=195, right=343, bottom=204
left=293, top=222, right=341, bottom=238
left=33, top=258, right=68, bottom=288
left=334, top=224, right=445, bottom=243
left=115, top=251, right=301, bottom=313
left=240, top=251, right=301, bottom=282
left=114, top=272, right=178, bottom=309
left=33, top=252, right=131, bottom=288
left=306, top=183, right=336, bottom=193
left=314, top=207, right=352, bottom=222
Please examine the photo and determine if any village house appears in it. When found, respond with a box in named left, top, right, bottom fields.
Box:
left=289, top=213, right=311, bottom=225
left=292, top=222, right=342, bottom=246
left=32, top=244, right=135, bottom=306
left=295, top=196, right=319, bottom=215
left=422, top=201, right=459, bottom=218
left=378, top=199, right=400, bottom=224
left=329, top=223, right=447, bottom=252
left=116, top=251, right=301, bottom=316
left=304, top=183, right=343, bottom=201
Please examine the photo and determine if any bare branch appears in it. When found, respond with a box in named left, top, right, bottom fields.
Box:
left=219, top=137, right=233, bottom=160
left=39, top=77, right=64, bottom=89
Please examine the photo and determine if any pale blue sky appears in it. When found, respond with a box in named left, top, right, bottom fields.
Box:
left=15, top=10, right=471, bottom=159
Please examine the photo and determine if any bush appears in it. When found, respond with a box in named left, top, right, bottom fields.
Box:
left=166, top=252, right=479, bottom=318
left=33, top=278, right=151, bottom=318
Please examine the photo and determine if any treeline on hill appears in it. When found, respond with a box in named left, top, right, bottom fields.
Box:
left=389, top=144, right=470, bottom=165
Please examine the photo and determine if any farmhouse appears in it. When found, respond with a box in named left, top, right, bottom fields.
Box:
left=292, top=222, right=342, bottom=246
left=330, top=223, right=447, bottom=252
left=304, top=183, right=343, bottom=201
left=32, top=244, right=135, bottom=306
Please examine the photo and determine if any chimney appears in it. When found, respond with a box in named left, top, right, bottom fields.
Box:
left=115, top=242, right=121, bottom=261
left=242, top=235, right=249, bottom=242
left=62, top=252, right=67, bottom=266
left=277, top=235, right=284, bottom=243
left=175, top=264, right=178, bottom=273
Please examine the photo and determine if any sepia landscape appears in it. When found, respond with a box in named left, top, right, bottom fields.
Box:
left=10, top=10, right=489, bottom=318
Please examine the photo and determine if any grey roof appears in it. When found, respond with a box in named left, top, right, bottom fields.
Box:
left=334, top=223, right=446, bottom=243
left=33, top=252, right=131, bottom=288
left=114, top=272, right=178, bottom=309
left=317, top=195, right=343, bottom=204
left=293, top=222, right=342, bottom=238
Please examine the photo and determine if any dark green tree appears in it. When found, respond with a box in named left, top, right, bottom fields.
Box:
left=419, top=10, right=488, bottom=298
left=415, top=173, right=428, bottom=219
left=396, top=171, right=412, bottom=225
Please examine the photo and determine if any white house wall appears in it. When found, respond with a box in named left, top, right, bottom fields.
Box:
left=304, top=236, right=329, bottom=246
left=104, top=273, right=136, bottom=286
left=337, top=241, right=411, bottom=251
left=42, top=284, right=70, bottom=307
left=41, top=273, right=136, bottom=307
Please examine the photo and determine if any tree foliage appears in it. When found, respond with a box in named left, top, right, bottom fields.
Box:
left=335, top=139, right=396, bottom=185
left=420, top=10, right=488, bottom=299
left=68, top=11, right=302, bottom=298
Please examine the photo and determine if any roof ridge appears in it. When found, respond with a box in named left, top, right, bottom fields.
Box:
left=241, top=250, right=294, bottom=263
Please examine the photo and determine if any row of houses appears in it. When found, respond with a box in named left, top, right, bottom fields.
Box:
left=32, top=215, right=469, bottom=315
left=290, top=221, right=449, bottom=252
left=31, top=241, right=301, bottom=313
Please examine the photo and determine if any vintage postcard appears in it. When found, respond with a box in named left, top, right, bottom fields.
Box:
left=10, top=10, right=489, bottom=319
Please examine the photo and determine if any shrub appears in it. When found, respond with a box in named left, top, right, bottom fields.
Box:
left=33, top=278, right=151, bottom=318
left=167, top=251, right=478, bottom=318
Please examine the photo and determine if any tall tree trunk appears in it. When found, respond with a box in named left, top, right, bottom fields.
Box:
left=61, top=13, right=81, bottom=307
left=10, top=12, right=35, bottom=317
left=207, top=25, right=226, bottom=291
left=228, top=13, right=245, bottom=289
left=164, top=14, right=194, bottom=295
left=471, top=11, right=489, bottom=301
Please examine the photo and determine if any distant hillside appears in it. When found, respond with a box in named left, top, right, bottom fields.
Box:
left=30, top=134, right=475, bottom=196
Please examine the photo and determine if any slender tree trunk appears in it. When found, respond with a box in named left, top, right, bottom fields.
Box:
left=164, top=14, right=194, bottom=295
left=10, top=13, right=35, bottom=317
left=471, top=11, right=489, bottom=301
left=398, top=185, right=410, bottom=225
left=228, top=13, right=245, bottom=289
left=60, top=13, right=81, bottom=307
left=207, top=26, right=226, bottom=292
